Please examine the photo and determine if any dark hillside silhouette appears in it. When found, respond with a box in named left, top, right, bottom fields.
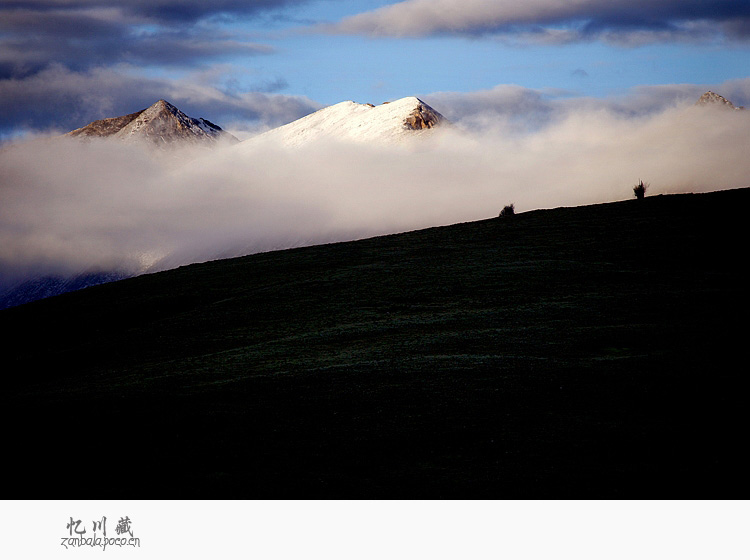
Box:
left=1, top=188, right=747, bottom=499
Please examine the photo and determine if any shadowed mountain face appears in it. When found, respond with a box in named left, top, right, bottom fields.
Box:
left=67, top=99, right=239, bottom=145
left=66, top=110, right=147, bottom=138
left=1, top=188, right=747, bottom=499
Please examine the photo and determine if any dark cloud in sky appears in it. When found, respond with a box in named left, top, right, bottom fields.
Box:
left=0, top=0, right=307, bottom=23
left=0, top=32, right=273, bottom=81
left=0, top=2, right=290, bottom=78
left=0, top=0, right=323, bottom=136
left=0, top=64, right=321, bottom=138
left=323, top=0, right=750, bottom=44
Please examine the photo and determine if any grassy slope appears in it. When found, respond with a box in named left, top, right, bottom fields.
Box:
left=2, top=189, right=747, bottom=498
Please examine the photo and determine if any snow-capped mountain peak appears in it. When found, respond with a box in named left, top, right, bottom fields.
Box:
left=241, top=96, right=447, bottom=148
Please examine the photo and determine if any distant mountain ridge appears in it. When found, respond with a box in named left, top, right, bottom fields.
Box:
left=67, top=99, right=239, bottom=145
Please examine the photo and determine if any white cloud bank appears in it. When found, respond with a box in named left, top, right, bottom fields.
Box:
left=2, top=84, right=749, bottom=291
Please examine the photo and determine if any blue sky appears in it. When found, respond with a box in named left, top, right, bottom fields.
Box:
left=221, top=0, right=750, bottom=105
left=264, top=33, right=749, bottom=104
left=2, top=0, right=750, bottom=137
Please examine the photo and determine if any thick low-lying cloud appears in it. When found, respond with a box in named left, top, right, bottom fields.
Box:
left=322, top=0, right=750, bottom=44
left=2, top=83, right=749, bottom=293
left=424, top=79, right=750, bottom=133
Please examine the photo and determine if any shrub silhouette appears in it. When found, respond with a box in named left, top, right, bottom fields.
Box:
left=499, top=204, right=515, bottom=217
left=633, top=180, right=649, bottom=200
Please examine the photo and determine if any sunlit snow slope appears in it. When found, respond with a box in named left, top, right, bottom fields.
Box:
left=240, top=96, right=446, bottom=148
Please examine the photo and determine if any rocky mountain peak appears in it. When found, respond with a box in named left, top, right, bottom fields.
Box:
left=67, top=100, right=238, bottom=146
left=403, top=98, right=445, bottom=130
left=695, top=91, right=744, bottom=110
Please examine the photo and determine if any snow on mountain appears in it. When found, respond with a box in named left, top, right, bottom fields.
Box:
left=67, top=99, right=238, bottom=145
left=239, top=96, right=447, bottom=148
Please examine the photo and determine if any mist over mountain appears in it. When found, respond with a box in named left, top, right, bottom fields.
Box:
left=2, top=91, right=750, bottom=308
left=1, top=99, right=240, bottom=308
left=0, top=96, right=447, bottom=307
